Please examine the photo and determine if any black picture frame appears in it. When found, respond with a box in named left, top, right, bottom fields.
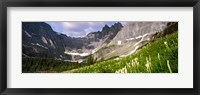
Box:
left=0, top=0, right=200, bottom=95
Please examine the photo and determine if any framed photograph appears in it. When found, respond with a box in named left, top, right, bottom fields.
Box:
left=0, top=0, right=199, bottom=95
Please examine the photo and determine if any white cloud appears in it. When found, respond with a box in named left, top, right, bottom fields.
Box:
left=46, top=22, right=124, bottom=37
left=62, top=22, right=77, bottom=29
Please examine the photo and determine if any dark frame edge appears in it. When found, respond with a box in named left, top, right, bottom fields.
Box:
left=1, top=0, right=200, bottom=95
left=194, top=1, right=199, bottom=95
left=0, top=0, right=7, bottom=95
left=0, top=0, right=2, bottom=94
left=195, top=1, right=200, bottom=94
left=1, top=0, right=199, bottom=7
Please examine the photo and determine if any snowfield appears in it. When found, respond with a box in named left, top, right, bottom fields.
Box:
left=64, top=59, right=85, bottom=63
left=64, top=51, right=90, bottom=56
left=31, top=43, right=48, bottom=49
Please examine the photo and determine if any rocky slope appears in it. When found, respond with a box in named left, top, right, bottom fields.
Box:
left=92, top=22, right=178, bottom=61
left=22, top=22, right=123, bottom=61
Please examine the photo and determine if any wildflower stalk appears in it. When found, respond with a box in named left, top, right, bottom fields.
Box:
left=149, top=55, right=152, bottom=72
left=115, top=66, right=128, bottom=73
left=167, top=60, right=172, bottom=73
left=134, top=58, right=139, bottom=72
left=164, top=41, right=171, bottom=50
left=158, top=53, right=162, bottom=69
left=145, top=56, right=151, bottom=73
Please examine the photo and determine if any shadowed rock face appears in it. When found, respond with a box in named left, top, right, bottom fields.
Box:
left=22, top=22, right=90, bottom=60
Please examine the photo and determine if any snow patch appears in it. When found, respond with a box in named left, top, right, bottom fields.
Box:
left=22, top=53, right=29, bottom=57
left=64, top=59, right=85, bottom=63
left=41, top=36, right=48, bottom=44
left=24, top=31, right=32, bottom=37
left=136, top=35, right=143, bottom=39
left=126, top=38, right=135, bottom=41
left=64, top=51, right=90, bottom=57
left=134, top=33, right=148, bottom=46
left=119, top=46, right=139, bottom=57
left=117, top=40, right=122, bottom=45
left=31, top=43, right=48, bottom=49
left=120, top=33, right=149, bottom=57
left=114, top=57, right=120, bottom=60
left=135, top=33, right=148, bottom=39
left=60, top=55, right=63, bottom=58
left=143, top=33, right=149, bottom=37
left=92, top=48, right=99, bottom=54
left=49, top=39, right=55, bottom=48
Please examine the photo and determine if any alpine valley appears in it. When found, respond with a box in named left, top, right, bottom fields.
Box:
left=22, top=22, right=178, bottom=73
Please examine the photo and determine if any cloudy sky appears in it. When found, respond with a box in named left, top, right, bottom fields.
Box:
left=45, top=22, right=125, bottom=38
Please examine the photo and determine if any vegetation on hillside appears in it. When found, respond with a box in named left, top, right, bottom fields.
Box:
left=22, top=57, right=95, bottom=73
left=63, top=31, right=178, bottom=73
left=23, top=31, right=178, bottom=73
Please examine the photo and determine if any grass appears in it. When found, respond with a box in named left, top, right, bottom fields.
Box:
left=22, top=57, right=94, bottom=73
left=63, top=31, right=178, bottom=73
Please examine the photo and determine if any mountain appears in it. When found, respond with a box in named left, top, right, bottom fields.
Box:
left=92, top=22, right=178, bottom=61
left=22, top=22, right=90, bottom=60
left=109, top=22, right=167, bottom=45
left=22, top=22, right=178, bottom=63
left=22, top=22, right=123, bottom=61
left=64, top=30, right=178, bottom=73
left=86, top=22, right=123, bottom=52
left=22, top=21, right=178, bottom=73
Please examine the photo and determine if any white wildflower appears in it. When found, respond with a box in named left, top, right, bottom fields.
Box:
left=145, top=56, right=151, bottom=73
left=164, top=41, right=167, bottom=45
left=164, top=41, right=170, bottom=50
left=145, top=63, right=150, bottom=68
left=134, top=58, right=139, bottom=66
left=115, top=66, right=128, bottom=73
left=167, top=60, right=172, bottom=73
left=158, top=53, right=162, bottom=68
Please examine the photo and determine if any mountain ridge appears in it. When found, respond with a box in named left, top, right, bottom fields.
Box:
left=22, top=22, right=123, bottom=61
left=92, top=22, right=178, bottom=61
